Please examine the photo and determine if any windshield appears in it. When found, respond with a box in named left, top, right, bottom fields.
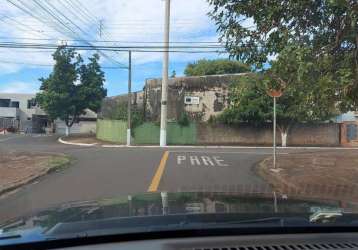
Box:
left=0, top=0, right=358, bottom=245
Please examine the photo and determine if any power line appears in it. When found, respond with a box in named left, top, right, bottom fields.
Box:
left=6, top=0, right=127, bottom=68
left=72, top=0, right=99, bottom=24
left=0, top=59, right=126, bottom=69
left=8, top=0, right=122, bottom=67
left=6, top=0, right=73, bottom=40
left=0, top=43, right=227, bottom=53
left=0, top=36, right=222, bottom=44
left=42, top=0, right=126, bottom=67
left=0, top=41, right=225, bottom=49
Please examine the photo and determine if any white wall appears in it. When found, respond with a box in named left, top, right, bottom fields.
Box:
left=55, top=120, right=96, bottom=135
left=0, top=107, right=18, bottom=117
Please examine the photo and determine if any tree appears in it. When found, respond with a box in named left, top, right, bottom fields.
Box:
left=184, top=59, right=250, bottom=76
left=36, top=46, right=107, bottom=135
left=170, top=70, right=176, bottom=78
left=78, top=54, right=107, bottom=113
left=208, top=0, right=357, bottom=109
left=219, top=45, right=338, bottom=146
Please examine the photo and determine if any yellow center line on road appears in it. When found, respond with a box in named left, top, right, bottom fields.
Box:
left=148, top=151, right=170, bottom=192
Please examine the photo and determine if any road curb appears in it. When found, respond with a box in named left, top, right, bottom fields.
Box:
left=100, top=145, right=358, bottom=150
left=58, top=137, right=358, bottom=150
left=58, top=137, right=98, bottom=147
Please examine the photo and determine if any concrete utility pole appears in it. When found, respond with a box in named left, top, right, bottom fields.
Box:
left=273, top=96, right=277, bottom=169
left=160, top=0, right=171, bottom=147
left=127, top=50, right=132, bottom=146
left=98, top=19, right=104, bottom=38
left=161, top=191, right=168, bottom=215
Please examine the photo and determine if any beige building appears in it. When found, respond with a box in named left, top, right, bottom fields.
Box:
left=144, top=73, right=247, bottom=121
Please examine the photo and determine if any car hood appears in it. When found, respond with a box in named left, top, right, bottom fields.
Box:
left=0, top=192, right=343, bottom=244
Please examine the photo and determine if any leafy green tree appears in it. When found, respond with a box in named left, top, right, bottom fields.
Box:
left=184, top=59, right=250, bottom=76
left=208, top=0, right=357, bottom=110
left=220, top=45, right=338, bottom=146
left=78, top=54, right=107, bottom=113
left=36, top=46, right=107, bottom=135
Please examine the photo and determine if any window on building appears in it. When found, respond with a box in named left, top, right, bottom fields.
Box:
left=0, top=98, right=11, bottom=107
left=10, top=101, right=19, bottom=108
left=184, top=96, right=200, bottom=105
left=27, top=98, right=37, bottom=109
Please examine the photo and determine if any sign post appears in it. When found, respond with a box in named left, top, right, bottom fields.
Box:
left=267, top=90, right=282, bottom=170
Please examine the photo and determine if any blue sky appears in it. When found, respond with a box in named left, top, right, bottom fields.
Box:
left=0, top=0, right=230, bottom=96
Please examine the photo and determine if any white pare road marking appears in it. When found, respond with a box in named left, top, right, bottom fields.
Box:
left=177, top=155, right=228, bottom=167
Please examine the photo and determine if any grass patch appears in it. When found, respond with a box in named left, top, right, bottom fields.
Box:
left=98, top=196, right=129, bottom=206
left=47, top=155, right=71, bottom=171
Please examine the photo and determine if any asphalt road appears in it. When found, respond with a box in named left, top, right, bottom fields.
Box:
left=0, top=134, right=279, bottom=221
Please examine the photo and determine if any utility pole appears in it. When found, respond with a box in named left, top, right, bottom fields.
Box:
left=127, top=50, right=132, bottom=146
left=160, top=0, right=171, bottom=147
left=273, top=96, right=277, bottom=169
left=161, top=191, right=168, bottom=215
left=98, top=19, right=104, bottom=38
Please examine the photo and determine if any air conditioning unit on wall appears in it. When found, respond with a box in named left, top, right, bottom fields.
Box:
left=184, top=96, right=200, bottom=105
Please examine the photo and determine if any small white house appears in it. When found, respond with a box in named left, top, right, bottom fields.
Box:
left=55, top=109, right=97, bottom=135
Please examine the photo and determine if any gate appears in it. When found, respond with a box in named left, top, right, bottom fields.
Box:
left=0, top=117, right=19, bottom=129
left=346, top=124, right=357, bottom=141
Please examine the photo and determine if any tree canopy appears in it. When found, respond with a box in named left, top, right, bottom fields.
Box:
left=184, top=59, right=251, bottom=76
left=208, top=0, right=357, bottom=110
left=36, top=46, right=107, bottom=130
left=219, top=45, right=338, bottom=145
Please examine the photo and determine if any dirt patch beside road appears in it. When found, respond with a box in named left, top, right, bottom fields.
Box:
left=0, top=152, right=70, bottom=196
left=257, top=151, right=358, bottom=202
left=61, top=134, right=117, bottom=145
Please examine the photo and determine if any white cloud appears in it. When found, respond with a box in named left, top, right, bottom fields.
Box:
left=0, top=81, right=40, bottom=94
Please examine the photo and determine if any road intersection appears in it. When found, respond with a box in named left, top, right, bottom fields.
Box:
left=0, top=134, right=355, bottom=221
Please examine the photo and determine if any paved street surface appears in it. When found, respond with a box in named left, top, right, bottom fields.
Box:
left=0, top=134, right=340, bottom=221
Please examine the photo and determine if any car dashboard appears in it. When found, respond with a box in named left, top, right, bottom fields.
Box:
left=57, top=232, right=358, bottom=250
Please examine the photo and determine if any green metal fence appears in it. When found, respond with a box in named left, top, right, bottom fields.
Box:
left=167, top=122, right=196, bottom=145
left=96, top=119, right=127, bottom=143
left=96, top=120, right=197, bottom=145
left=132, top=123, right=160, bottom=144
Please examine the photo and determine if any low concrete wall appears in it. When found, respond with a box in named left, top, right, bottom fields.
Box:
left=288, top=123, right=340, bottom=146
left=197, top=123, right=340, bottom=146
left=197, top=123, right=272, bottom=145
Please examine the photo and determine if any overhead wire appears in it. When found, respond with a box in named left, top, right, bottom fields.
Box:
left=0, top=36, right=222, bottom=44
left=3, top=0, right=229, bottom=72
left=0, top=59, right=124, bottom=69
left=6, top=0, right=127, bottom=68
left=0, top=41, right=228, bottom=53
left=0, top=41, right=225, bottom=49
